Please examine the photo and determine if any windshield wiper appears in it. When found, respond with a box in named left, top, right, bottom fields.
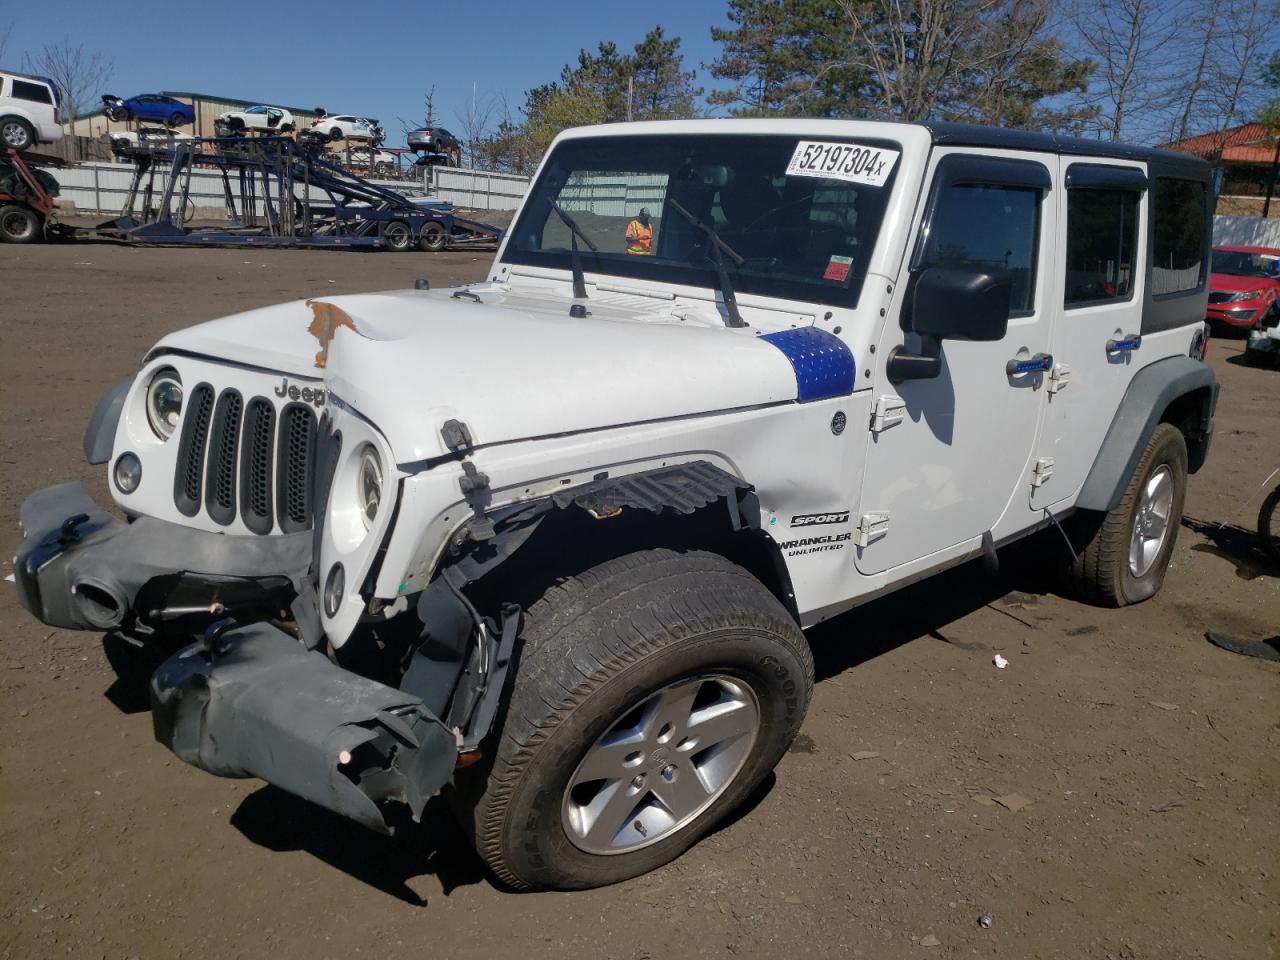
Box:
left=666, top=199, right=747, bottom=328
left=547, top=198, right=597, bottom=301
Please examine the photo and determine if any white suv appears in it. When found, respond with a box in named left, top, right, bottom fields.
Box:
left=0, top=70, right=63, bottom=150
left=14, top=119, right=1218, bottom=892
left=213, top=105, right=295, bottom=136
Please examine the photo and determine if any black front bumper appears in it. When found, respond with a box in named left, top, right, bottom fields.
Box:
left=14, top=482, right=460, bottom=832
left=13, top=482, right=311, bottom=632
left=153, top=623, right=458, bottom=833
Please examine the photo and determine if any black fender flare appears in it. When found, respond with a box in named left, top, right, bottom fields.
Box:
left=82, top=377, right=131, bottom=465
left=1076, top=356, right=1218, bottom=512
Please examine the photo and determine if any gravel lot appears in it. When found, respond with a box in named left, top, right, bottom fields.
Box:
left=1, top=241, right=1276, bottom=960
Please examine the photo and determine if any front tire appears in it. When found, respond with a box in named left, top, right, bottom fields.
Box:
left=1065, top=423, right=1188, bottom=606
left=1258, top=485, right=1279, bottom=566
left=457, top=549, right=813, bottom=891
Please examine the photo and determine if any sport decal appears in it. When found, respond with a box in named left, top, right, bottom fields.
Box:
left=786, top=141, right=900, bottom=187
left=791, top=511, right=850, bottom=527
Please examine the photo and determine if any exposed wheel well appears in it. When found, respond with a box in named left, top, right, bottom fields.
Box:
left=464, top=498, right=799, bottom=626
left=1159, top=385, right=1214, bottom=473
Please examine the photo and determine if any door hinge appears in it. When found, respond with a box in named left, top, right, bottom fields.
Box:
left=1048, top=362, right=1071, bottom=395
left=855, top=511, right=890, bottom=547
left=1031, top=457, right=1055, bottom=488
left=869, top=395, right=907, bottom=434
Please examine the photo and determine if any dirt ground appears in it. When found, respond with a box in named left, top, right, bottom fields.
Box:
left=1, top=240, right=1277, bottom=960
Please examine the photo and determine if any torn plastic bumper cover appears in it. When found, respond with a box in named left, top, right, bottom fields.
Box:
left=151, top=622, right=458, bottom=833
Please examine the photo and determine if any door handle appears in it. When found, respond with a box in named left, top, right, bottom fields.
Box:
left=1006, top=352, right=1053, bottom=376
left=1107, top=334, right=1142, bottom=353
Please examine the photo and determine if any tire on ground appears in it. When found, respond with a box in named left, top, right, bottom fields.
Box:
left=1064, top=423, right=1188, bottom=606
left=0, top=204, right=41, bottom=243
left=382, top=220, right=412, bottom=252
left=1258, top=485, right=1280, bottom=566
left=418, top=221, right=447, bottom=252
left=454, top=548, right=814, bottom=891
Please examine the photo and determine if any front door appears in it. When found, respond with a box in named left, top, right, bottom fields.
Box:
left=856, top=149, right=1057, bottom=574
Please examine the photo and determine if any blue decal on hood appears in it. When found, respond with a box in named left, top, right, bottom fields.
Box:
left=759, top=328, right=855, bottom=402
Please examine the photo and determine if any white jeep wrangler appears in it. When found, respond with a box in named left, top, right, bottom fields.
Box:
left=14, top=119, right=1217, bottom=891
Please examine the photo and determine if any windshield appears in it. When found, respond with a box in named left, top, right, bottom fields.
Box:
left=1212, top=249, right=1280, bottom=278
left=503, top=133, right=902, bottom=309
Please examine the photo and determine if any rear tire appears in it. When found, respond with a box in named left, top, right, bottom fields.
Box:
left=1, top=118, right=34, bottom=150
left=417, top=221, right=447, bottom=252
left=0, top=204, right=41, bottom=243
left=453, top=549, right=813, bottom=891
left=168, top=112, right=185, bottom=127
left=1064, top=423, right=1188, bottom=606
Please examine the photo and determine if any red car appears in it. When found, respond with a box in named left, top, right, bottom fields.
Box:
left=1206, top=245, right=1280, bottom=331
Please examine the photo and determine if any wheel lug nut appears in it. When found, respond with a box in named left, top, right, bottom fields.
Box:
left=631, top=775, right=645, bottom=789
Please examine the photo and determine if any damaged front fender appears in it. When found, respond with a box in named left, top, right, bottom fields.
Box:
left=151, top=622, right=458, bottom=834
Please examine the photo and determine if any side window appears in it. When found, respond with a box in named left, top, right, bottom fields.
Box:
left=1065, top=188, right=1140, bottom=306
left=11, top=80, right=53, bottom=104
left=1151, top=178, right=1206, bottom=295
left=919, top=182, right=1041, bottom=314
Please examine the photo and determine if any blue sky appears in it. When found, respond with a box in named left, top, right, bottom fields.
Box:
left=1, top=0, right=731, bottom=131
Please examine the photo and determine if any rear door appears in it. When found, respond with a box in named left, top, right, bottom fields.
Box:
left=1031, top=159, right=1147, bottom=510
left=856, top=148, right=1057, bottom=574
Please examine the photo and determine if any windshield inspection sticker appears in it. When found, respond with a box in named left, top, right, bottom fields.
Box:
left=824, top=255, right=853, bottom=282
left=786, top=141, right=899, bottom=187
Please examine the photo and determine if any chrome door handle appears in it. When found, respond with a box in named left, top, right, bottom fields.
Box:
left=1107, top=334, right=1142, bottom=353
left=1006, top=352, right=1053, bottom=376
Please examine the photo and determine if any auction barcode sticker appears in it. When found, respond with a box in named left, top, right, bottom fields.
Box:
left=785, top=141, right=900, bottom=187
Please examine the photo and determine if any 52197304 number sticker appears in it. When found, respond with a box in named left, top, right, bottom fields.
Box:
left=785, top=141, right=900, bottom=187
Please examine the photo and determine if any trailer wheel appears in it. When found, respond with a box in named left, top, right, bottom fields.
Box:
left=383, top=220, right=412, bottom=252
left=453, top=548, right=814, bottom=891
left=418, top=221, right=447, bottom=252
left=0, top=204, right=41, bottom=243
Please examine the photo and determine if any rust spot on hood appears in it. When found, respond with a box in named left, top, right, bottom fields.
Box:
left=306, top=299, right=358, bottom=369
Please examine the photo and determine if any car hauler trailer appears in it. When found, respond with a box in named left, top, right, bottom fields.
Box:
left=90, top=131, right=502, bottom=252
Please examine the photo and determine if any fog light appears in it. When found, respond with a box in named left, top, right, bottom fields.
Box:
left=113, top=452, right=142, bottom=493
left=323, top=563, right=345, bottom=618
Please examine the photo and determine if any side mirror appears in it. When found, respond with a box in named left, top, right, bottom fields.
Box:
left=887, top=267, right=1012, bottom=383
left=912, top=267, right=1011, bottom=341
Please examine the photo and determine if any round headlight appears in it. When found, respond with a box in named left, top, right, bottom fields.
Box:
left=113, top=452, right=142, bottom=494
left=145, top=367, right=183, bottom=440
left=357, top=445, right=383, bottom=529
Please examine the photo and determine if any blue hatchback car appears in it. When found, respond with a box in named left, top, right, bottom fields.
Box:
left=102, top=94, right=194, bottom=127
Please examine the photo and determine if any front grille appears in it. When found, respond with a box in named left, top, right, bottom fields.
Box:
left=172, top=388, right=316, bottom=533
left=1207, top=291, right=1234, bottom=304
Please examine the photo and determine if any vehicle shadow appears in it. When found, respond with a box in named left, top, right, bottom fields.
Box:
left=806, top=546, right=1057, bottom=682
left=230, top=786, right=486, bottom=905
left=1181, top=515, right=1277, bottom=580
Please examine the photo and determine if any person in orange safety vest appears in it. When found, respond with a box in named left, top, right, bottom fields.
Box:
left=624, top=208, right=654, bottom=255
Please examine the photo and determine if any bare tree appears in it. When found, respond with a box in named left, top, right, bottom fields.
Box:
left=22, top=37, right=112, bottom=158
left=455, top=87, right=497, bottom=169
left=1167, top=0, right=1226, bottom=142
left=1204, top=0, right=1279, bottom=136
left=0, top=22, right=13, bottom=64
left=1067, top=0, right=1180, bottom=142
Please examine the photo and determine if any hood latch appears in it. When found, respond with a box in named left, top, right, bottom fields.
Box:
left=441, top=419, right=495, bottom=541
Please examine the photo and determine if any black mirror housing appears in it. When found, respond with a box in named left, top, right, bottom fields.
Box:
left=911, top=267, right=1011, bottom=342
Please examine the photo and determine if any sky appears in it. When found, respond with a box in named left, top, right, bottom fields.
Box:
left=0, top=0, right=732, bottom=132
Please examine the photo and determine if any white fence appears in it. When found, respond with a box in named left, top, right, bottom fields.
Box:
left=558, top=173, right=667, bottom=218
left=1214, top=214, right=1280, bottom=248
left=432, top=166, right=530, bottom=211
left=48, top=161, right=430, bottom=217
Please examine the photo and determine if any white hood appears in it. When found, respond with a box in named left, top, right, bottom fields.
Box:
left=150, top=287, right=815, bottom=462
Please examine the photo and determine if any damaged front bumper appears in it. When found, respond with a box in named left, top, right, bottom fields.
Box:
left=153, top=623, right=458, bottom=833
left=14, top=481, right=461, bottom=832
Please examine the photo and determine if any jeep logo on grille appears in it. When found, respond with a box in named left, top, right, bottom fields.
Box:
left=274, top=377, right=326, bottom=408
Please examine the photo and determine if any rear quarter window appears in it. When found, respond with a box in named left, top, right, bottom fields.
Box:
left=1151, top=178, right=1206, bottom=295
left=10, top=80, right=53, bottom=104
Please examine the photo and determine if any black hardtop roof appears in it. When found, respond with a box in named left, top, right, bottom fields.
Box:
left=922, top=121, right=1210, bottom=179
